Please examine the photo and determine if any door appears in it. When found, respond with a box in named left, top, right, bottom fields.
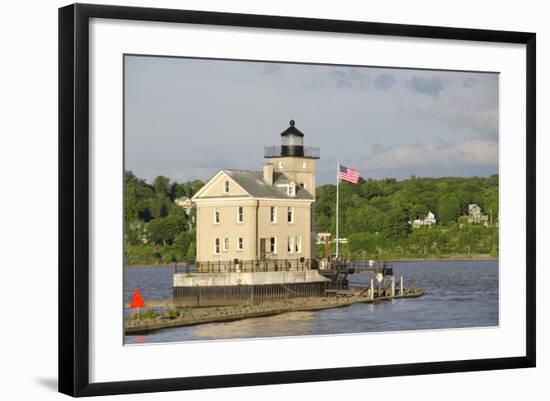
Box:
left=259, top=238, right=266, bottom=260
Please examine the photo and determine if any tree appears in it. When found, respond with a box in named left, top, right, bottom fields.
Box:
left=161, top=247, right=179, bottom=266
left=437, top=195, right=461, bottom=225
left=173, top=231, right=193, bottom=259
left=147, top=215, right=186, bottom=246
left=186, top=242, right=196, bottom=260
left=153, top=175, right=170, bottom=196
left=381, top=208, right=410, bottom=239
left=149, top=194, right=170, bottom=218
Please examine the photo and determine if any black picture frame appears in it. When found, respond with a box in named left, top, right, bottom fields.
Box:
left=59, top=3, right=536, bottom=397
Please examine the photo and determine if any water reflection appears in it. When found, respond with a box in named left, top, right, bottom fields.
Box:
left=191, top=312, right=316, bottom=339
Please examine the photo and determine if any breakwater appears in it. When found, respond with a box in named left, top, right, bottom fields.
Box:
left=125, top=288, right=424, bottom=334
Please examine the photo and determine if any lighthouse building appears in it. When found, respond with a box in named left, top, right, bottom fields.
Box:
left=192, top=120, right=319, bottom=271
left=174, top=121, right=328, bottom=305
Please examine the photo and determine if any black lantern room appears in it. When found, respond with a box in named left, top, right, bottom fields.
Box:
left=264, top=120, right=320, bottom=159
left=281, top=120, right=304, bottom=156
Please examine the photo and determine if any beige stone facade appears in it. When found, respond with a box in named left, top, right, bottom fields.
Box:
left=266, top=156, right=317, bottom=197
left=192, top=170, right=315, bottom=265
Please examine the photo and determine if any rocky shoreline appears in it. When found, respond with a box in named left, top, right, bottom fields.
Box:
left=125, top=289, right=424, bottom=334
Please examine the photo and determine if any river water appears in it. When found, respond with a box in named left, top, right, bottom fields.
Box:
left=124, top=260, right=498, bottom=344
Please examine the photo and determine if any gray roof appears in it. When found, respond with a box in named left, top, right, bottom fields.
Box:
left=223, top=169, right=313, bottom=200
left=273, top=172, right=290, bottom=184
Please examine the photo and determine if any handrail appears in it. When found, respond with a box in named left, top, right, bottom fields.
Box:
left=175, top=258, right=315, bottom=274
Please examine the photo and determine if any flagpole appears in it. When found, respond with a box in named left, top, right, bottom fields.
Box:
left=336, top=160, right=339, bottom=260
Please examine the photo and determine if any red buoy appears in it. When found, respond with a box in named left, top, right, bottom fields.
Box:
left=129, top=288, right=145, bottom=309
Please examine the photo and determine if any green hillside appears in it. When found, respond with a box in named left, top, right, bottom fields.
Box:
left=124, top=171, right=498, bottom=266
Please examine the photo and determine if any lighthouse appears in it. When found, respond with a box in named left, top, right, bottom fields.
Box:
left=264, top=120, right=320, bottom=197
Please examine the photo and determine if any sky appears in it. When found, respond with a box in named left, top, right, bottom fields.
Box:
left=124, top=55, right=498, bottom=185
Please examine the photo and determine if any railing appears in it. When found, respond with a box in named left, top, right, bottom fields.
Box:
left=346, top=260, right=394, bottom=276
left=264, top=146, right=320, bottom=159
left=174, top=258, right=315, bottom=274
left=174, top=264, right=197, bottom=274
left=173, top=259, right=393, bottom=275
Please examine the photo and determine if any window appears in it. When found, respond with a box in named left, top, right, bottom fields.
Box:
left=223, top=180, right=230, bottom=193
left=237, top=206, right=243, bottom=223
left=295, top=236, right=302, bottom=253
left=287, top=236, right=294, bottom=253
left=300, top=183, right=305, bottom=189
left=238, top=237, right=243, bottom=251
left=223, top=237, right=229, bottom=251
left=270, top=206, right=277, bottom=223
left=270, top=237, right=276, bottom=253
left=214, top=208, right=220, bottom=224
left=287, top=207, right=294, bottom=223
left=214, top=238, right=220, bottom=254
left=287, top=185, right=295, bottom=196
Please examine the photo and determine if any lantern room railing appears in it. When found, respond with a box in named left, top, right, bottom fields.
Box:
left=264, top=146, right=320, bottom=159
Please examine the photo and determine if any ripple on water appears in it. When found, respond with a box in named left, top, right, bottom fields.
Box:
left=190, top=312, right=316, bottom=339
left=124, top=260, right=499, bottom=344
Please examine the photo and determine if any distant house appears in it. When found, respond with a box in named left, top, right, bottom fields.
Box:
left=411, top=211, right=437, bottom=228
left=175, top=196, right=193, bottom=215
left=467, top=203, right=489, bottom=225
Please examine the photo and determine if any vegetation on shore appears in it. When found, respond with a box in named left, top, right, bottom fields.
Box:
left=124, top=171, right=499, bottom=265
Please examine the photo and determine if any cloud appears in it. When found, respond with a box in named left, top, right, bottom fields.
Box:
left=327, top=69, right=371, bottom=89
left=363, top=139, right=498, bottom=170
left=125, top=56, right=499, bottom=183
left=409, top=76, right=445, bottom=96
left=449, top=109, right=498, bottom=140
left=374, top=73, right=396, bottom=91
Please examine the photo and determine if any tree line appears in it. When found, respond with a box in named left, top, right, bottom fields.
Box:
left=124, top=171, right=498, bottom=265
left=315, top=175, right=498, bottom=259
left=124, top=171, right=203, bottom=265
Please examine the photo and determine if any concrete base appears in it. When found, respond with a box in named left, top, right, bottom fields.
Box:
left=174, top=270, right=329, bottom=287
left=173, top=270, right=330, bottom=306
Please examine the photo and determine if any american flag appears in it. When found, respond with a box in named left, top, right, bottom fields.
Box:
left=338, top=164, right=359, bottom=184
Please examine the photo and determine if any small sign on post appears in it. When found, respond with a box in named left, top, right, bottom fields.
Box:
left=129, top=288, right=145, bottom=319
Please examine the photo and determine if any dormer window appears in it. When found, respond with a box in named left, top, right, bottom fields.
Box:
left=287, top=184, right=295, bottom=196
left=223, top=180, right=230, bottom=193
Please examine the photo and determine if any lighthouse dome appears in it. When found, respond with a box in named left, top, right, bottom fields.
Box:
left=280, top=120, right=304, bottom=138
